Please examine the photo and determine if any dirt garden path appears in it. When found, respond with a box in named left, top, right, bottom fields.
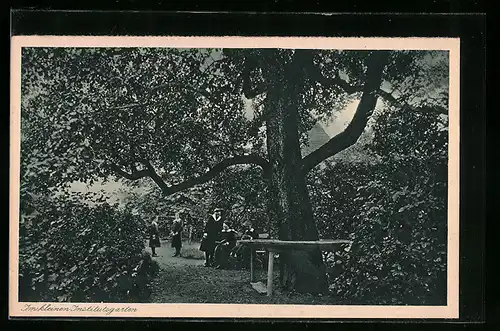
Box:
left=147, top=239, right=340, bottom=305
left=151, top=240, right=205, bottom=267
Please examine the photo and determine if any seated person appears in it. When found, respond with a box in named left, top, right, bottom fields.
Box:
left=230, top=222, right=260, bottom=269
left=213, top=222, right=238, bottom=269
left=242, top=224, right=259, bottom=240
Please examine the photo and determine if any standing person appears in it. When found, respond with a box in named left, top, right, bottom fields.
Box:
left=199, top=207, right=224, bottom=267
left=149, top=217, right=161, bottom=257
left=171, top=212, right=183, bottom=257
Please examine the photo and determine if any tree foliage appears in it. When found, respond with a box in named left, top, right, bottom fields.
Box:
left=309, top=102, right=447, bottom=304
left=21, top=47, right=257, bottom=193
left=210, top=165, right=269, bottom=233
left=19, top=192, right=159, bottom=302
left=21, top=48, right=447, bottom=195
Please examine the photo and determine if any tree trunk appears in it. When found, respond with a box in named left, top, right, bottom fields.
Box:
left=263, top=50, right=328, bottom=294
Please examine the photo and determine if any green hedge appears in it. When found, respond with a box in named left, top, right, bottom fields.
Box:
left=19, top=192, right=159, bottom=303
left=309, top=157, right=447, bottom=305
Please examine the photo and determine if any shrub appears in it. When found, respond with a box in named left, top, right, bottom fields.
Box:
left=309, top=107, right=448, bottom=305
left=19, top=192, right=159, bottom=303
left=310, top=159, right=447, bottom=305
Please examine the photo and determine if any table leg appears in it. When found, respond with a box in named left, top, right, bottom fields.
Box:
left=250, top=248, right=255, bottom=282
left=267, top=251, right=274, bottom=296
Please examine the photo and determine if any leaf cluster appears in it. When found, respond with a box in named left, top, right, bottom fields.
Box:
left=19, top=192, right=159, bottom=302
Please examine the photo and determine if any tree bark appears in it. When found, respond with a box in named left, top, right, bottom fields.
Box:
left=263, top=50, right=328, bottom=294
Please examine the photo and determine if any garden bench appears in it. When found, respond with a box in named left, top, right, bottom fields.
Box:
left=237, top=239, right=354, bottom=296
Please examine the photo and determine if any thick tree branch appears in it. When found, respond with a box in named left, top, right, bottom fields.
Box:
left=301, top=51, right=390, bottom=173
left=142, top=159, right=170, bottom=193
left=110, top=164, right=150, bottom=180
left=243, top=81, right=267, bottom=99
left=199, top=57, right=230, bottom=79
left=112, top=154, right=270, bottom=197
left=163, top=154, right=270, bottom=196
left=299, top=50, right=362, bottom=94
left=307, top=66, right=362, bottom=94
left=308, top=70, right=447, bottom=116
left=302, top=51, right=447, bottom=116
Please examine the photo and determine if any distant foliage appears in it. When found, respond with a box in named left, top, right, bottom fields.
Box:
left=19, top=192, right=159, bottom=303
left=211, top=165, right=269, bottom=233
left=309, top=106, right=448, bottom=305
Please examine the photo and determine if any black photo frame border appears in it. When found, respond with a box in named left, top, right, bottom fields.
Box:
left=7, top=7, right=487, bottom=328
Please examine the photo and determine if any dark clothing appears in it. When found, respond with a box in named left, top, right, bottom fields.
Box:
left=148, top=223, right=161, bottom=248
left=243, top=228, right=259, bottom=240
left=213, top=229, right=238, bottom=269
left=204, top=252, right=213, bottom=267
left=231, top=227, right=260, bottom=269
left=171, top=220, right=183, bottom=249
left=221, top=230, right=237, bottom=249
left=199, top=216, right=223, bottom=253
left=200, top=215, right=224, bottom=267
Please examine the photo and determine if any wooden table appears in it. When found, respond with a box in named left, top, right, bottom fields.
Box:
left=237, top=239, right=354, bottom=296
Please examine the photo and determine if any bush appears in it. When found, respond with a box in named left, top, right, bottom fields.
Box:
left=19, top=192, right=159, bottom=303
left=309, top=107, right=448, bottom=305
left=310, top=159, right=447, bottom=305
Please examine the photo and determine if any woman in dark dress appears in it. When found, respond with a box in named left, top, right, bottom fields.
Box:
left=171, top=215, right=183, bottom=257
left=199, top=207, right=224, bottom=267
left=213, top=222, right=238, bottom=269
left=149, top=218, right=161, bottom=257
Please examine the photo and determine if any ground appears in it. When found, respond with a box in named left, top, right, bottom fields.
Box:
left=148, top=239, right=346, bottom=305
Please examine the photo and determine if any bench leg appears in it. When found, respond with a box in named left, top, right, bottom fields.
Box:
left=250, top=249, right=255, bottom=282
left=267, top=251, right=274, bottom=296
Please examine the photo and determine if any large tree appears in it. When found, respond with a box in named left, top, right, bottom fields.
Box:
left=20, top=47, right=448, bottom=293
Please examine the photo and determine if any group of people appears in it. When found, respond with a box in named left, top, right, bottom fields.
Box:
left=200, top=207, right=259, bottom=269
left=147, top=206, right=259, bottom=269
left=147, top=212, right=184, bottom=258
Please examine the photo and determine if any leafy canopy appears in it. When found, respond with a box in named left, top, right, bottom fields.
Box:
left=21, top=47, right=448, bottom=195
